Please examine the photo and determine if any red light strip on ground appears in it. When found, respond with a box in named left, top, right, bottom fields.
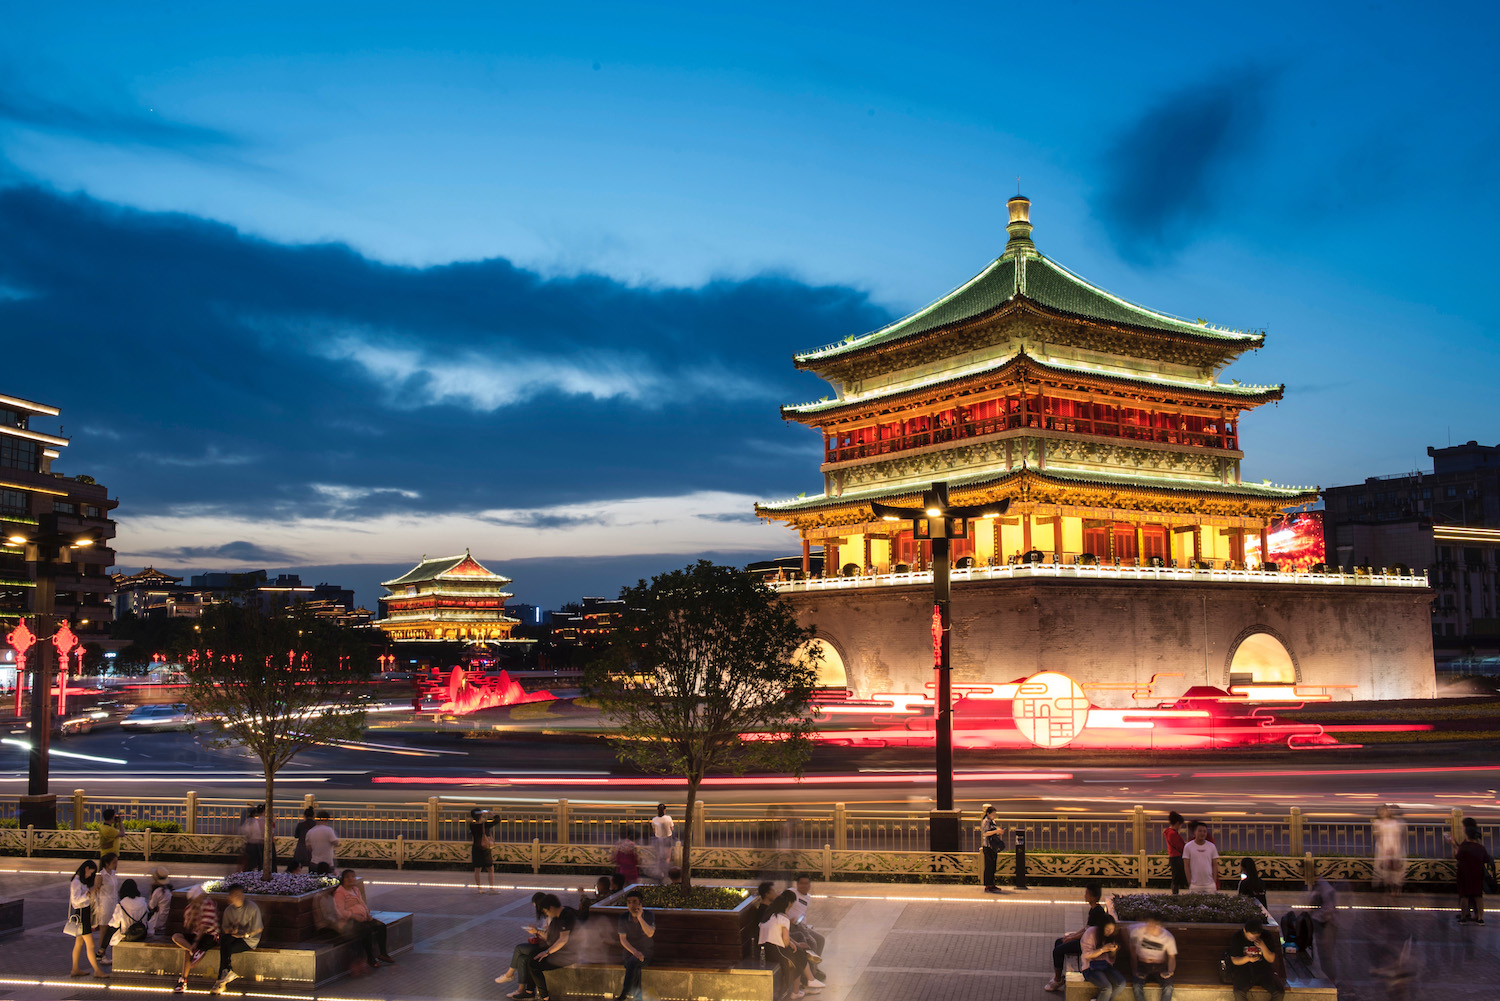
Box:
left=372, top=771, right=1071, bottom=787
left=1190, top=764, right=1500, bottom=778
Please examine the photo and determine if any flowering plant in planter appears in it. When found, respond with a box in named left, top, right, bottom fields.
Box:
left=1113, top=892, right=1263, bottom=924
left=203, top=872, right=340, bottom=896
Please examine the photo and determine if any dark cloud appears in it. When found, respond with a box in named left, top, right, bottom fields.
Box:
left=1095, top=68, right=1273, bottom=262
left=0, top=77, right=239, bottom=152
left=164, top=541, right=298, bottom=564
left=0, top=183, right=889, bottom=526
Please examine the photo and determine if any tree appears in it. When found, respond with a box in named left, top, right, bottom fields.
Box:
left=585, top=561, right=820, bottom=890
left=175, top=604, right=374, bottom=879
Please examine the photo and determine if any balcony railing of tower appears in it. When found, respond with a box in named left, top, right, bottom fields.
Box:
left=823, top=398, right=1238, bottom=465
left=767, top=560, right=1428, bottom=593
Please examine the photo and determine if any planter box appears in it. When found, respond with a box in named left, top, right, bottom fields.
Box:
left=168, top=886, right=336, bottom=946
left=586, top=886, right=761, bottom=965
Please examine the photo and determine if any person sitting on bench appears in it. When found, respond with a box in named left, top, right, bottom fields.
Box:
left=1226, top=919, right=1284, bottom=1001
left=1128, top=910, right=1176, bottom=1001
left=334, top=870, right=395, bottom=969
left=1044, top=882, right=1111, bottom=993
left=615, top=889, right=655, bottom=1001
left=170, top=886, right=218, bottom=994
left=759, top=889, right=818, bottom=998
left=212, top=885, right=263, bottom=994
left=517, top=894, right=577, bottom=1001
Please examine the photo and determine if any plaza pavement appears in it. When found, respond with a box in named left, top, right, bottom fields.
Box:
left=0, top=859, right=1495, bottom=1001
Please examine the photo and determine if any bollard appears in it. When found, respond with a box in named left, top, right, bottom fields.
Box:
left=73, top=788, right=86, bottom=830
left=833, top=803, right=847, bottom=851
left=426, top=797, right=440, bottom=843
left=185, top=792, right=198, bottom=835
left=1013, top=827, right=1028, bottom=889
left=822, top=844, right=833, bottom=882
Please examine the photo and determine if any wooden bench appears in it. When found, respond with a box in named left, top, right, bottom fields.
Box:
left=0, top=898, right=21, bottom=940
left=1064, top=973, right=1336, bottom=1000
left=545, top=959, right=779, bottom=1001
left=111, top=909, right=412, bottom=988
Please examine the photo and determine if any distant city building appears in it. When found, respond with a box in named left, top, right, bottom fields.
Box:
left=1323, top=440, right=1500, bottom=665
left=112, top=567, right=366, bottom=623
left=543, top=596, right=624, bottom=649
left=0, top=392, right=117, bottom=647
left=374, top=551, right=520, bottom=643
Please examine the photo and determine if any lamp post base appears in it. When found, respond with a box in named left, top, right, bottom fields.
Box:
left=18, top=794, right=57, bottom=830
left=928, top=809, right=962, bottom=853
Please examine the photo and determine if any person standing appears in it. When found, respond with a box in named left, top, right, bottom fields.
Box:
left=1450, top=826, right=1492, bottom=924
left=146, top=867, right=174, bottom=938
left=240, top=805, right=267, bottom=873
left=334, top=870, right=396, bottom=968
left=1129, top=910, right=1176, bottom=1001
left=614, top=826, right=640, bottom=887
left=649, top=804, right=675, bottom=883
left=92, top=852, right=121, bottom=964
left=1182, top=823, right=1220, bottom=893
left=97, top=808, right=122, bottom=858
left=1226, top=919, right=1284, bottom=1001
left=67, top=860, right=105, bottom=978
left=1163, top=812, right=1187, bottom=895
left=979, top=804, right=1006, bottom=893
left=1372, top=804, right=1406, bottom=894
left=470, top=807, right=498, bottom=893
left=291, top=807, right=317, bottom=872
left=304, top=811, right=339, bottom=875
left=1305, top=871, right=1338, bottom=983
left=1079, top=916, right=1127, bottom=1001
left=170, top=885, right=219, bottom=994
left=615, top=888, right=655, bottom=1001
left=213, top=885, right=263, bottom=994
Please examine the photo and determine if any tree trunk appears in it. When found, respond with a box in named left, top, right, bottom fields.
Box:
left=679, top=775, right=701, bottom=894
left=262, top=767, right=276, bottom=881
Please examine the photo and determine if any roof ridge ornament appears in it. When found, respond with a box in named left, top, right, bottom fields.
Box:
left=1001, top=193, right=1036, bottom=262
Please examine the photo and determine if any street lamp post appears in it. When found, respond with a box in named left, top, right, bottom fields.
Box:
left=871, top=482, right=1009, bottom=852
left=8, top=514, right=101, bottom=829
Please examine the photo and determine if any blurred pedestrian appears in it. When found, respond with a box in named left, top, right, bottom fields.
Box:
left=1449, top=825, right=1493, bottom=924
left=1127, top=910, right=1176, bottom=1001
left=1306, top=870, right=1338, bottom=984
left=239, top=804, right=267, bottom=873
left=213, top=885, right=263, bottom=993
left=334, top=869, right=395, bottom=969
left=649, top=804, right=675, bottom=883
left=146, top=867, right=173, bottom=937
left=92, top=852, right=121, bottom=963
left=67, top=860, right=105, bottom=978
left=1183, top=823, right=1220, bottom=893
left=291, top=806, right=316, bottom=872
left=305, top=811, right=339, bottom=875
left=1373, top=805, right=1406, bottom=894
left=1163, top=812, right=1187, bottom=895
left=170, top=884, right=218, bottom=993
left=470, top=807, right=498, bottom=893
left=614, top=825, right=640, bottom=886
left=979, top=803, right=1006, bottom=893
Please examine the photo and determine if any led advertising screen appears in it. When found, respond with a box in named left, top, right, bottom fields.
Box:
left=1245, top=511, right=1325, bottom=571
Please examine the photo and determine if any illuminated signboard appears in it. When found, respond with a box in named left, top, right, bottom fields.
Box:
left=1245, top=511, right=1324, bottom=571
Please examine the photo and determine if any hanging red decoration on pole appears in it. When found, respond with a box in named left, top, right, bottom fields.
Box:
left=51, top=621, right=79, bottom=717
left=931, top=603, right=943, bottom=668
left=7, top=618, right=35, bottom=717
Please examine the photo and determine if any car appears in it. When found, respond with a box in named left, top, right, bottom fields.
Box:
left=120, top=703, right=195, bottom=731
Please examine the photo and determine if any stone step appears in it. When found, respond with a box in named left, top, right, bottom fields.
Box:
left=1064, top=972, right=1337, bottom=1000
left=547, top=960, right=778, bottom=1001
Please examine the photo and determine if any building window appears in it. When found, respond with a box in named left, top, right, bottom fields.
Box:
left=53, top=501, right=76, bottom=515
left=0, top=488, right=26, bottom=516
left=0, top=436, right=39, bottom=473
left=84, top=505, right=101, bottom=518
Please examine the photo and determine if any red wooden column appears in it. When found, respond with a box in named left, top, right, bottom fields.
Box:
left=1259, top=525, right=1270, bottom=567
left=801, top=538, right=811, bottom=576
left=862, top=536, right=872, bottom=572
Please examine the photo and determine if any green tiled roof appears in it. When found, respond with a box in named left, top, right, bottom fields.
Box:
left=757, top=467, right=1314, bottom=514
left=796, top=252, right=1262, bottom=366
left=381, top=551, right=511, bottom=588
left=783, top=350, right=1283, bottom=417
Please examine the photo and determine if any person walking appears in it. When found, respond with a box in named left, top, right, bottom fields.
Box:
left=1182, top=822, right=1220, bottom=893
left=1163, top=812, right=1188, bottom=895
left=334, top=869, right=396, bottom=968
left=170, top=885, right=219, bottom=994
left=1450, top=825, right=1493, bottom=924
left=1080, top=915, right=1127, bottom=1001
left=979, top=804, right=1006, bottom=893
left=304, top=811, right=339, bottom=875
left=470, top=807, right=498, bottom=893
left=291, top=806, right=317, bottom=872
left=213, top=885, right=263, bottom=994
left=108, top=879, right=150, bottom=947
left=1128, top=910, right=1176, bottom=1001
left=1372, top=804, right=1406, bottom=894
left=1226, top=919, right=1284, bottom=1001
left=92, top=852, right=121, bottom=964
left=146, top=867, right=174, bottom=938
left=615, top=888, right=655, bottom=1001
left=67, top=860, right=106, bottom=978
left=649, top=804, right=675, bottom=883
left=614, top=826, right=640, bottom=887
left=240, top=805, right=267, bottom=873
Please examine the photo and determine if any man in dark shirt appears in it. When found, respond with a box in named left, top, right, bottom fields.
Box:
left=1226, top=920, right=1284, bottom=1001
left=1044, top=883, right=1111, bottom=993
left=615, top=889, right=655, bottom=1001
left=519, top=895, right=577, bottom=1000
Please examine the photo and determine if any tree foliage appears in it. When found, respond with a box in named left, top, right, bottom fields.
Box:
left=585, top=561, right=819, bottom=889
left=174, top=604, right=374, bottom=878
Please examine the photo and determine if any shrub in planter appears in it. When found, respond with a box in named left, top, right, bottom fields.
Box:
left=1113, top=892, right=1263, bottom=925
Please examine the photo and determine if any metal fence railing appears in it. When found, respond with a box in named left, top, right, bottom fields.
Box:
left=1, top=790, right=1493, bottom=863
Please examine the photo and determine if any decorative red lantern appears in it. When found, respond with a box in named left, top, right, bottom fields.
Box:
left=7, top=618, right=35, bottom=717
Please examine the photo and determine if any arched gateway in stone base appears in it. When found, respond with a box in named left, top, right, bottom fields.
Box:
left=754, top=194, right=1436, bottom=704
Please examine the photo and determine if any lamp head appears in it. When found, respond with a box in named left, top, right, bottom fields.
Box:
left=6, top=534, right=27, bottom=545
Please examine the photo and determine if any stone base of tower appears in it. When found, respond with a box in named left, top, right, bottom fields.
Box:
left=778, top=574, right=1436, bottom=706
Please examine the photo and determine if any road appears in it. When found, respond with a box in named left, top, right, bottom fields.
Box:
left=4, top=721, right=1499, bottom=818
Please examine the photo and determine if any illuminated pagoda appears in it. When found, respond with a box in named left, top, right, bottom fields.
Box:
left=374, top=551, right=520, bottom=643
left=758, top=194, right=1316, bottom=573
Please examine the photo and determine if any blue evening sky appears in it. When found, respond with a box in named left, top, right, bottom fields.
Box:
left=2, top=2, right=1496, bottom=607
